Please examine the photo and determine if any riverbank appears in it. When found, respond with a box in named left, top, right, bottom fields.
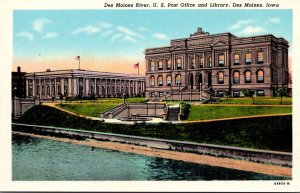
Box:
left=13, top=131, right=292, bottom=177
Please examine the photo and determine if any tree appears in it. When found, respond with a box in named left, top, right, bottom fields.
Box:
left=224, top=90, right=230, bottom=101
left=277, top=87, right=288, bottom=105
left=242, top=90, right=255, bottom=104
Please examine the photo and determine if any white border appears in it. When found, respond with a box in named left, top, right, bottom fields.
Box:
left=1, top=0, right=300, bottom=191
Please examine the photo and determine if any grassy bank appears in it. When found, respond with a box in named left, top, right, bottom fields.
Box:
left=217, top=97, right=292, bottom=105
left=15, top=105, right=292, bottom=152
left=188, top=106, right=292, bottom=121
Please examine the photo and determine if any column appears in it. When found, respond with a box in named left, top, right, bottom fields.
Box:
left=105, top=79, right=108, bottom=97
left=26, top=79, right=29, bottom=97
left=61, top=78, right=64, bottom=96
left=211, top=50, right=215, bottom=68
left=85, top=78, right=89, bottom=96
left=32, top=78, right=36, bottom=97
left=68, top=78, right=72, bottom=96
left=54, top=78, right=57, bottom=97
left=39, top=79, right=42, bottom=98
left=94, top=78, right=96, bottom=96
left=114, top=79, right=117, bottom=97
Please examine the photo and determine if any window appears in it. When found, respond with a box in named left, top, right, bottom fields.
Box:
left=218, top=54, right=224, bottom=67
left=208, top=56, right=212, bottom=68
left=256, top=90, right=265, bottom=96
left=176, top=58, right=182, bottom=70
left=234, top=54, right=240, bottom=65
left=218, top=72, right=224, bottom=84
left=216, top=90, right=224, bottom=97
left=158, top=92, right=164, bottom=97
left=149, top=92, right=155, bottom=97
left=190, top=57, right=195, bottom=69
left=233, top=90, right=240, bottom=97
left=233, top=71, right=240, bottom=84
left=200, top=57, right=204, bottom=68
left=258, top=51, right=264, bottom=64
left=175, top=74, right=181, bottom=85
left=257, top=70, right=264, bottom=83
left=245, top=53, right=252, bottom=64
left=150, top=61, right=155, bottom=71
left=167, top=59, right=171, bottom=70
left=150, top=76, right=155, bottom=86
left=158, top=60, right=163, bottom=70
left=166, top=75, right=172, bottom=86
left=57, top=85, right=61, bottom=95
left=245, top=71, right=251, bottom=83
left=158, top=76, right=163, bottom=86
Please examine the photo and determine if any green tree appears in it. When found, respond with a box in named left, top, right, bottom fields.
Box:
left=277, top=87, right=288, bottom=105
left=242, top=90, right=255, bottom=104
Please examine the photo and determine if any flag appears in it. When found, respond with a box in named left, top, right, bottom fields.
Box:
left=75, top=56, right=80, bottom=60
left=134, top=62, right=139, bottom=68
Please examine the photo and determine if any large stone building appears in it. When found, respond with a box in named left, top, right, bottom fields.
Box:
left=25, top=69, right=145, bottom=99
left=145, top=27, right=289, bottom=100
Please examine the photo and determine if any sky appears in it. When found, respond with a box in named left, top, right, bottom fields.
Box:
left=13, top=9, right=292, bottom=74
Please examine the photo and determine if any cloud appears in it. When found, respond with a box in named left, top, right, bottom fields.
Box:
left=153, top=33, right=169, bottom=40
left=45, top=32, right=58, bottom=38
left=111, top=34, right=123, bottom=42
left=72, top=25, right=101, bottom=35
left=229, top=19, right=253, bottom=30
left=101, top=30, right=114, bottom=38
left=98, top=21, right=113, bottom=28
left=241, top=26, right=265, bottom=35
left=268, top=17, right=281, bottom=24
left=116, top=26, right=145, bottom=39
left=33, top=19, right=52, bottom=32
left=16, top=31, right=34, bottom=41
left=123, top=36, right=138, bottom=43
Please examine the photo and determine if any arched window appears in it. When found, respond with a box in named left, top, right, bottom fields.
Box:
left=158, top=60, right=163, bottom=70
left=150, top=76, right=155, bottom=86
left=257, top=70, right=264, bottom=83
left=167, top=58, right=171, bottom=70
left=166, top=75, right=172, bottom=86
left=218, top=54, right=224, bottom=67
left=158, top=76, right=163, bottom=86
left=176, top=58, right=182, bottom=69
left=245, top=71, right=251, bottom=83
left=245, top=53, right=252, bottom=64
left=208, top=56, right=212, bottom=68
left=175, top=74, right=181, bottom=85
left=218, top=72, right=224, bottom=84
left=233, top=71, right=240, bottom=84
left=234, top=54, right=240, bottom=65
left=257, top=51, right=264, bottom=64
left=150, top=60, right=155, bottom=71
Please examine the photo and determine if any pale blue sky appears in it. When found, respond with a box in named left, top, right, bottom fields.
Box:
left=13, top=10, right=292, bottom=72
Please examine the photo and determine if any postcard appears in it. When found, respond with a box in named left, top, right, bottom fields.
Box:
left=0, top=0, right=299, bottom=191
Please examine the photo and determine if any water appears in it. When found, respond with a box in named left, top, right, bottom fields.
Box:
left=12, top=134, right=290, bottom=181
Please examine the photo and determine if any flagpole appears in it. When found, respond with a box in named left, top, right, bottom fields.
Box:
left=79, top=58, right=80, bottom=70
left=138, top=65, right=139, bottom=75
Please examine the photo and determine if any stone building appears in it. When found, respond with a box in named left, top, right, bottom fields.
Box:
left=12, top=66, right=27, bottom=98
left=145, top=27, right=289, bottom=100
left=25, top=69, right=145, bottom=99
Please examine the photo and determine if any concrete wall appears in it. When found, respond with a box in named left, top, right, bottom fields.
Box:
left=12, top=123, right=292, bottom=166
left=12, top=98, right=40, bottom=118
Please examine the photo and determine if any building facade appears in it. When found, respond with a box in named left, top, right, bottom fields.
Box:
left=12, top=67, right=27, bottom=98
left=25, top=69, right=145, bottom=99
left=145, top=27, right=289, bottom=100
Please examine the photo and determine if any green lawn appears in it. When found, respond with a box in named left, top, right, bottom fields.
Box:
left=218, top=97, right=292, bottom=105
left=188, top=105, right=292, bottom=121
left=58, top=97, right=146, bottom=117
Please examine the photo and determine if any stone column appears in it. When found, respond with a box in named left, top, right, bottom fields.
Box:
left=211, top=50, right=215, bottom=68
left=85, top=78, right=89, bottom=96
left=68, top=78, right=72, bottom=96
left=114, top=79, right=117, bottom=97
left=32, top=78, right=36, bottom=97
left=61, top=78, right=64, bottom=96
left=39, top=79, right=42, bottom=98
left=54, top=78, right=57, bottom=97
left=105, top=79, right=108, bottom=97
left=94, top=78, right=97, bottom=96
left=26, top=79, right=29, bottom=97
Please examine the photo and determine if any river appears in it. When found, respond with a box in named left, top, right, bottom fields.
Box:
left=12, top=134, right=290, bottom=180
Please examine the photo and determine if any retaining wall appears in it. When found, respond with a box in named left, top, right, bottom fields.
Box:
left=12, top=123, right=292, bottom=166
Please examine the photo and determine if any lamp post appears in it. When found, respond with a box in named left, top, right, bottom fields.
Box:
left=199, top=82, right=202, bottom=101
left=123, top=93, right=126, bottom=104
left=12, top=87, right=17, bottom=118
